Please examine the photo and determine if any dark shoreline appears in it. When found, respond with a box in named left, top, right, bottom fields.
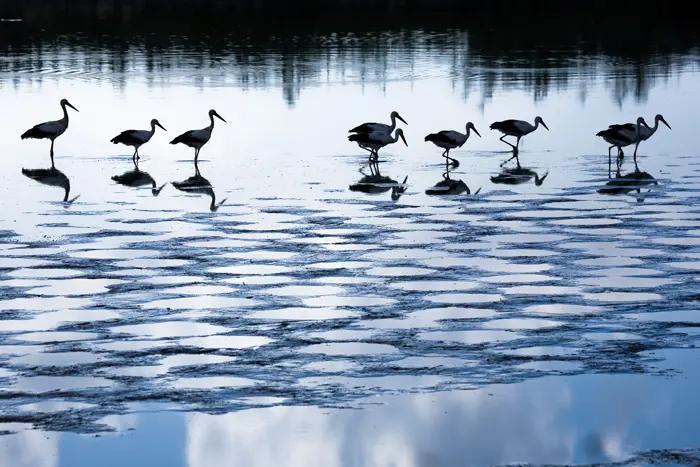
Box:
left=0, top=0, right=695, bottom=25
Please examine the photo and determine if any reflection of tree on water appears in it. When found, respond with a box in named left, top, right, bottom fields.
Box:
left=598, top=161, right=658, bottom=198
left=348, top=161, right=407, bottom=201
left=172, top=163, right=226, bottom=211
left=425, top=167, right=481, bottom=196
left=0, top=12, right=696, bottom=107
left=22, top=166, right=80, bottom=204
left=111, top=159, right=166, bottom=196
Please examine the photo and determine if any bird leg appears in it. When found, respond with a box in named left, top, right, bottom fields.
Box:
left=50, top=139, right=55, bottom=169
left=633, top=141, right=640, bottom=162
left=499, top=134, right=516, bottom=149
left=500, top=150, right=519, bottom=167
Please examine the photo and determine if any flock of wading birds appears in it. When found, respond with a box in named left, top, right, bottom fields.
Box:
left=20, top=99, right=672, bottom=192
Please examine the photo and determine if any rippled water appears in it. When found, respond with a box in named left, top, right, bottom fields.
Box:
left=1, top=17, right=700, bottom=467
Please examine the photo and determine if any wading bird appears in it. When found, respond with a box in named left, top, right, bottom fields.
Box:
left=597, top=117, right=650, bottom=166
left=490, top=116, right=549, bottom=152
left=110, top=119, right=167, bottom=162
left=608, top=114, right=671, bottom=158
left=424, top=122, right=481, bottom=169
left=170, top=109, right=226, bottom=166
left=21, top=99, right=79, bottom=167
left=349, top=111, right=407, bottom=135
left=348, top=128, right=407, bottom=161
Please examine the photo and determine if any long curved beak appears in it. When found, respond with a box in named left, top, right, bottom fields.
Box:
left=642, top=120, right=652, bottom=130
left=473, top=128, right=482, bottom=138
left=662, top=118, right=671, bottom=130
left=541, top=121, right=549, bottom=131
left=397, top=115, right=408, bottom=125
left=399, top=133, right=408, bottom=147
left=156, top=122, right=167, bottom=131
left=215, top=113, right=227, bottom=123
left=66, top=102, right=79, bottom=112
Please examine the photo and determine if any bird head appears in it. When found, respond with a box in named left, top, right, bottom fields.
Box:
left=152, top=183, right=167, bottom=196
left=391, top=111, right=408, bottom=125
left=636, top=117, right=652, bottom=131
left=655, top=114, right=671, bottom=130
left=395, top=128, right=408, bottom=147
left=209, top=109, right=227, bottom=123
left=60, top=99, right=79, bottom=112
left=467, top=122, right=481, bottom=137
left=535, top=116, right=549, bottom=130
left=151, top=119, right=167, bottom=131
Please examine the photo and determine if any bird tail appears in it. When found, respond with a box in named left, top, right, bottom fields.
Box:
left=347, top=134, right=363, bottom=142
left=21, top=127, right=45, bottom=140
left=170, top=134, right=187, bottom=145
left=424, top=133, right=440, bottom=142
left=110, top=134, right=126, bottom=144
left=489, top=122, right=502, bottom=131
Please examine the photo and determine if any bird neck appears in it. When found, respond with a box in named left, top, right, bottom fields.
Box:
left=532, top=119, right=540, bottom=131
left=387, top=115, right=397, bottom=133
left=650, top=118, right=661, bottom=134
left=61, top=103, right=70, bottom=123
left=61, top=180, right=71, bottom=202
left=208, top=113, right=216, bottom=131
left=465, top=126, right=472, bottom=139
left=150, top=122, right=157, bottom=135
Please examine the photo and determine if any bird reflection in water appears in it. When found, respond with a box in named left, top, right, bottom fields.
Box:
left=349, top=160, right=408, bottom=201
left=490, top=159, right=549, bottom=187
left=111, top=159, right=166, bottom=196
left=425, top=166, right=481, bottom=196
left=172, top=163, right=227, bottom=211
left=598, top=161, right=658, bottom=198
left=21, top=166, right=80, bottom=205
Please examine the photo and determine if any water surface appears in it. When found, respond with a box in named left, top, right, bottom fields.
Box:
left=1, top=17, right=700, bottom=466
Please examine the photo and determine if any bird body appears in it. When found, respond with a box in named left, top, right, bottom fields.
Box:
left=111, top=119, right=166, bottom=162
left=609, top=114, right=671, bottom=143
left=349, top=111, right=407, bottom=134
left=348, top=128, right=407, bottom=160
left=171, top=110, right=227, bottom=165
left=21, top=99, right=79, bottom=167
left=425, top=122, right=481, bottom=168
left=596, top=117, right=650, bottom=164
left=490, top=116, right=549, bottom=153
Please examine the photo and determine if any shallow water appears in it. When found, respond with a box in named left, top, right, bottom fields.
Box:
left=1, top=17, right=700, bottom=466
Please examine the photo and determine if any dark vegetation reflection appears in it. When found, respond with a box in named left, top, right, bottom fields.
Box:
left=1, top=10, right=699, bottom=107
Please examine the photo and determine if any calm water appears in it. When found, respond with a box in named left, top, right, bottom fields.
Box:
left=1, top=19, right=700, bottom=466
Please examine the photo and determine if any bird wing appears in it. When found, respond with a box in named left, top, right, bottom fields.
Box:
left=596, top=129, right=632, bottom=145
left=37, top=120, right=65, bottom=134
left=348, top=122, right=387, bottom=134
left=171, top=129, right=209, bottom=145
left=609, top=123, right=636, bottom=132
left=489, top=119, right=518, bottom=132
left=425, top=131, right=459, bottom=145
left=511, top=120, right=534, bottom=134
